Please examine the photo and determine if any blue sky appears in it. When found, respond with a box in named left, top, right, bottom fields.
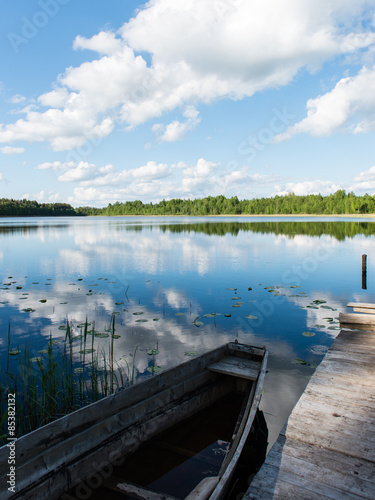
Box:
left=1, top=0, right=375, bottom=207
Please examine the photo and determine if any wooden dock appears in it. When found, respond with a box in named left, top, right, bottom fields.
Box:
left=245, top=303, right=375, bottom=499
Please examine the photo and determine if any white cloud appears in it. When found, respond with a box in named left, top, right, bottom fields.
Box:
left=38, top=88, right=70, bottom=108
left=57, top=161, right=100, bottom=182
left=9, top=94, right=26, bottom=104
left=37, top=161, right=75, bottom=171
left=275, top=65, right=375, bottom=141
left=274, top=180, right=342, bottom=196
left=66, top=156, right=282, bottom=205
left=0, top=146, right=24, bottom=154
left=350, top=165, right=375, bottom=193
left=0, top=0, right=374, bottom=150
left=73, top=32, right=123, bottom=55
left=153, top=106, right=201, bottom=142
left=0, top=173, right=3, bottom=182
left=131, top=161, right=171, bottom=179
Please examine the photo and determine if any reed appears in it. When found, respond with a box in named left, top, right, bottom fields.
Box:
left=0, top=315, right=137, bottom=445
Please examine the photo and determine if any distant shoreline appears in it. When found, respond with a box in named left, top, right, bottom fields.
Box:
left=1, top=213, right=375, bottom=219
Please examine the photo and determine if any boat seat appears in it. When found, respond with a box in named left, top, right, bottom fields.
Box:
left=207, top=356, right=260, bottom=380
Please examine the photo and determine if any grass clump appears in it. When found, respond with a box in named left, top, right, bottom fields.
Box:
left=0, top=316, right=137, bottom=445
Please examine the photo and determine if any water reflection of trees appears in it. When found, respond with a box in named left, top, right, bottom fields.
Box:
left=0, top=224, right=69, bottom=236
left=159, top=221, right=375, bottom=240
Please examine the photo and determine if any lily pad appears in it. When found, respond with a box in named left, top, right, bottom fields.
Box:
left=58, top=325, right=67, bottom=330
left=94, top=333, right=110, bottom=338
left=30, top=357, right=43, bottom=363
left=147, top=366, right=162, bottom=374
left=232, top=302, right=244, bottom=307
left=9, top=349, right=20, bottom=356
left=147, top=349, right=159, bottom=355
left=133, top=312, right=144, bottom=315
left=224, top=313, right=231, bottom=317
left=22, top=308, right=35, bottom=313
left=74, top=367, right=85, bottom=374
left=175, top=312, right=185, bottom=316
left=313, top=300, right=327, bottom=304
left=231, top=297, right=242, bottom=300
left=79, top=349, right=95, bottom=354
left=135, top=319, right=148, bottom=323
left=115, top=302, right=124, bottom=305
left=245, top=315, right=258, bottom=319
left=290, top=285, right=301, bottom=288
left=153, top=318, right=160, bottom=321
left=292, top=358, right=307, bottom=365
left=302, top=331, right=316, bottom=337
left=226, top=287, right=237, bottom=291
left=38, top=349, right=49, bottom=354
left=203, top=313, right=216, bottom=317
left=112, top=334, right=121, bottom=339
left=193, top=321, right=204, bottom=327
left=39, top=299, right=47, bottom=303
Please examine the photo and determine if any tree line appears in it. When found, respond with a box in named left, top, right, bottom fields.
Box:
left=1, top=190, right=375, bottom=217
left=0, top=198, right=76, bottom=216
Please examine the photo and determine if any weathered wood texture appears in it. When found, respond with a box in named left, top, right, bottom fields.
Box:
left=347, top=302, right=375, bottom=314
left=245, top=325, right=375, bottom=499
left=339, top=312, right=375, bottom=325
left=208, top=356, right=261, bottom=380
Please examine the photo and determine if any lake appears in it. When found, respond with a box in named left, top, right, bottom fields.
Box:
left=1, top=215, right=375, bottom=449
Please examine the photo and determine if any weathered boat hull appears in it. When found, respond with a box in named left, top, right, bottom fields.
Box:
left=0, top=342, right=267, bottom=500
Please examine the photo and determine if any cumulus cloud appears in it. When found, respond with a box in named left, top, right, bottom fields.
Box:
left=350, top=165, right=375, bottom=193
left=275, top=65, right=375, bottom=141
left=0, top=146, right=24, bottom=154
left=153, top=106, right=201, bottom=142
left=60, top=156, right=280, bottom=205
left=274, top=180, right=342, bottom=196
left=37, top=160, right=116, bottom=183
left=0, top=0, right=374, bottom=150
left=131, top=161, right=171, bottom=179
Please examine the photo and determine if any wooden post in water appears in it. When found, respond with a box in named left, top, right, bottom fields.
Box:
left=362, top=254, right=367, bottom=290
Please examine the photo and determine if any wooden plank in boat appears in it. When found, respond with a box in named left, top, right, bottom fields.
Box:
left=185, top=477, right=219, bottom=499
left=103, top=476, right=179, bottom=499
left=208, top=356, right=260, bottom=380
left=339, top=312, right=375, bottom=325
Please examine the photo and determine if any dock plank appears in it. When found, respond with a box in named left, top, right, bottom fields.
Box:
left=246, top=323, right=375, bottom=500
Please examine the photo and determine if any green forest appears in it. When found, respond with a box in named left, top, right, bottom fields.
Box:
left=1, top=190, right=375, bottom=217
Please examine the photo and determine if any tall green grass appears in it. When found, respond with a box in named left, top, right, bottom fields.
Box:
left=0, top=316, right=137, bottom=445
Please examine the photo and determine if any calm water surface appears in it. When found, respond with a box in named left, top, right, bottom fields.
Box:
left=1, top=216, right=375, bottom=447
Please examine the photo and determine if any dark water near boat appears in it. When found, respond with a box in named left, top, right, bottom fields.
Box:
left=1, top=215, right=375, bottom=451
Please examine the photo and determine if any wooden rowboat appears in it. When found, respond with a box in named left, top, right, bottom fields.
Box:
left=1, top=341, right=267, bottom=500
